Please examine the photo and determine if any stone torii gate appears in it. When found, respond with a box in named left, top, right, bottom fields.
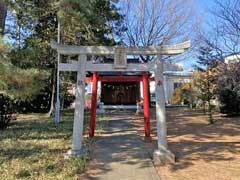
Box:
left=51, top=40, right=190, bottom=164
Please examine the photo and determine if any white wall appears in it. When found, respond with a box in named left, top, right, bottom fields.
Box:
left=150, top=73, right=192, bottom=104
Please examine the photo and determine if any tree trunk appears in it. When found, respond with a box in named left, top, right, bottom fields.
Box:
left=0, top=2, right=7, bottom=35
left=47, top=68, right=56, bottom=117
left=189, top=102, right=193, bottom=109
left=208, top=99, right=214, bottom=124
left=203, top=102, right=206, bottom=114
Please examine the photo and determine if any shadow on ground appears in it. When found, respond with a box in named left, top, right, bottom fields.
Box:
left=83, top=111, right=159, bottom=180
left=135, top=108, right=240, bottom=172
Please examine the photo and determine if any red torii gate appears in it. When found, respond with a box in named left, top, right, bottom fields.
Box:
left=86, top=72, right=155, bottom=137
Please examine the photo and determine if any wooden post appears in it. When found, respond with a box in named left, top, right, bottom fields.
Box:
left=142, top=72, right=150, bottom=137
left=154, top=54, right=167, bottom=149
left=89, top=72, right=98, bottom=137
left=69, top=54, right=86, bottom=156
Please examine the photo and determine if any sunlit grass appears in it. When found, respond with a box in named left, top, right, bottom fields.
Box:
left=0, top=109, right=107, bottom=180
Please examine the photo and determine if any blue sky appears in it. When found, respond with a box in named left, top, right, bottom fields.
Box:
left=181, top=0, right=216, bottom=71
left=196, top=0, right=216, bottom=28
left=4, top=0, right=217, bottom=72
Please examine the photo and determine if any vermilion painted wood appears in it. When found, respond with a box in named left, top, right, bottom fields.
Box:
left=98, top=76, right=142, bottom=82
left=87, top=72, right=152, bottom=137
left=89, top=72, right=98, bottom=137
left=85, top=75, right=155, bottom=82
left=85, top=77, right=93, bottom=82
left=142, top=72, right=150, bottom=137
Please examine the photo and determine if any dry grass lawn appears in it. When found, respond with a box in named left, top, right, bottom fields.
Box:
left=0, top=110, right=109, bottom=180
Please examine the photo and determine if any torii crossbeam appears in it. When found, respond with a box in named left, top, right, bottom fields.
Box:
left=51, top=40, right=190, bottom=165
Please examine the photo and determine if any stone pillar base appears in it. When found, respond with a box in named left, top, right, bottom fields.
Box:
left=135, top=102, right=143, bottom=115
left=96, top=102, right=105, bottom=114
left=153, top=148, right=175, bottom=165
left=135, top=109, right=143, bottom=115
left=64, top=149, right=86, bottom=159
left=96, top=109, right=105, bottom=114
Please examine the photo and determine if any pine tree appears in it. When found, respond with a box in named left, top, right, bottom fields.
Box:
left=4, top=0, right=125, bottom=114
left=195, top=46, right=219, bottom=124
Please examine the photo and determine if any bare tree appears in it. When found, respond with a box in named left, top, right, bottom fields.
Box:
left=199, top=0, right=240, bottom=58
left=117, top=0, right=201, bottom=64
left=214, top=0, right=240, bottom=54
left=120, top=0, right=198, bottom=47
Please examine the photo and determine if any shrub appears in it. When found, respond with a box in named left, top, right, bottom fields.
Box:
left=16, top=87, right=52, bottom=113
left=0, top=94, right=15, bottom=130
left=217, top=62, right=240, bottom=116
left=171, top=83, right=196, bottom=107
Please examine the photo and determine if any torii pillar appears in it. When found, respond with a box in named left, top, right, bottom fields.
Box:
left=153, top=54, right=175, bottom=164
left=65, top=54, right=86, bottom=157
left=89, top=72, right=98, bottom=137
left=142, top=72, right=150, bottom=137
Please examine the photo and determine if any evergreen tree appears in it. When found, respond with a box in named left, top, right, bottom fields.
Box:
left=0, top=35, right=48, bottom=128
left=217, top=62, right=240, bottom=116
left=0, top=37, right=48, bottom=100
left=3, top=0, right=124, bottom=114
left=195, top=46, right=219, bottom=124
left=58, top=0, right=124, bottom=45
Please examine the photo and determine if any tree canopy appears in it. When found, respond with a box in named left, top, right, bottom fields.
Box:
left=1, top=0, right=125, bottom=113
